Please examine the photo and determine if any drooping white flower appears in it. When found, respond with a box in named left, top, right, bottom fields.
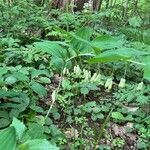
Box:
left=118, top=78, right=126, bottom=88
left=136, top=82, right=144, bottom=91
left=105, top=78, right=113, bottom=88
left=91, top=73, right=98, bottom=82
left=108, top=80, right=113, bottom=90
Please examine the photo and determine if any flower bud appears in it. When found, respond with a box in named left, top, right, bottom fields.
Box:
left=95, top=74, right=101, bottom=82
left=73, top=66, right=77, bottom=73
left=108, top=80, right=113, bottom=90
left=74, top=65, right=81, bottom=76
left=105, top=78, right=112, bottom=88
left=63, top=67, right=67, bottom=75
left=91, top=73, right=98, bottom=82
left=136, top=82, right=144, bottom=91
left=118, top=78, right=126, bottom=88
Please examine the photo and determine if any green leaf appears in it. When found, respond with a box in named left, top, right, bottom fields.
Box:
left=30, top=105, right=44, bottom=113
left=5, top=76, right=17, bottom=85
left=27, top=123, right=44, bottom=139
left=62, top=79, right=71, bottom=90
left=51, top=56, right=65, bottom=71
left=19, top=139, right=59, bottom=150
left=11, top=117, right=26, bottom=140
left=128, top=16, right=142, bottom=28
left=89, top=47, right=146, bottom=63
left=89, top=53, right=129, bottom=63
left=13, top=72, right=29, bottom=82
left=30, top=82, right=47, bottom=98
left=38, top=77, right=51, bottom=84
left=34, top=41, right=67, bottom=59
left=0, top=67, right=8, bottom=77
left=91, top=35, right=125, bottom=50
left=0, top=126, right=16, bottom=150
left=80, top=87, right=89, bottom=95
left=70, top=27, right=93, bottom=52
left=0, top=118, right=10, bottom=128
left=31, top=69, right=50, bottom=79
left=111, top=112, right=125, bottom=120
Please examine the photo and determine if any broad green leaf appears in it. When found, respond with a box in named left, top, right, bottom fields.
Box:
left=91, top=35, right=125, bottom=50
left=75, top=27, right=93, bottom=41
left=89, top=47, right=146, bottom=63
left=89, top=51, right=129, bottom=63
left=34, top=41, right=67, bottom=59
left=71, top=27, right=93, bottom=52
left=11, top=117, right=26, bottom=140
left=55, top=26, right=93, bottom=53
left=0, top=126, right=16, bottom=150
left=51, top=56, right=65, bottom=71
left=30, top=82, right=47, bottom=97
left=111, top=112, right=124, bottom=120
left=19, top=139, right=59, bottom=150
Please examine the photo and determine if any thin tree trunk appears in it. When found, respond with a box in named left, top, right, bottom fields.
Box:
left=123, top=0, right=129, bottom=22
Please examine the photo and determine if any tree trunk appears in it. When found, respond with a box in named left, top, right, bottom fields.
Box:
left=122, top=0, right=129, bottom=22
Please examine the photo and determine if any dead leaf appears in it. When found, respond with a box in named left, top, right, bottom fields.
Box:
left=124, top=106, right=139, bottom=112
left=65, top=128, right=79, bottom=139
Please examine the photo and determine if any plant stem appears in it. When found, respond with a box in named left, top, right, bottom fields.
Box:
left=45, top=71, right=63, bottom=120
left=93, top=108, right=113, bottom=150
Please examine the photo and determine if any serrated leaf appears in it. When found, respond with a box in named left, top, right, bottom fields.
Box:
left=31, top=69, right=50, bottom=79
left=5, top=76, right=17, bottom=85
left=30, top=105, right=44, bottom=113
left=38, top=77, right=51, bottom=84
left=30, top=82, right=47, bottom=97
left=128, top=16, right=142, bottom=28
left=13, top=72, right=29, bottom=82
left=111, top=112, right=124, bottom=120
left=0, top=126, right=16, bottom=150
left=80, top=87, right=89, bottom=95
left=11, top=117, right=26, bottom=140
left=28, top=123, right=44, bottom=139
left=62, top=79, right=71, bottom=90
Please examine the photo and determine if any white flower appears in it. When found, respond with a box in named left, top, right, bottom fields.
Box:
left=95, top=74, right=101, bottom=83
left=118, top=78, right=126, bottom=88
left=91, top=73, right=98, bottom=82
left=136, top=82, right=144, bottom=91
left=74, top=65, right=81, bottom=76
left=105, top=78, right=112, bottom=88
left=108, top=80, right=113, bottom=90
